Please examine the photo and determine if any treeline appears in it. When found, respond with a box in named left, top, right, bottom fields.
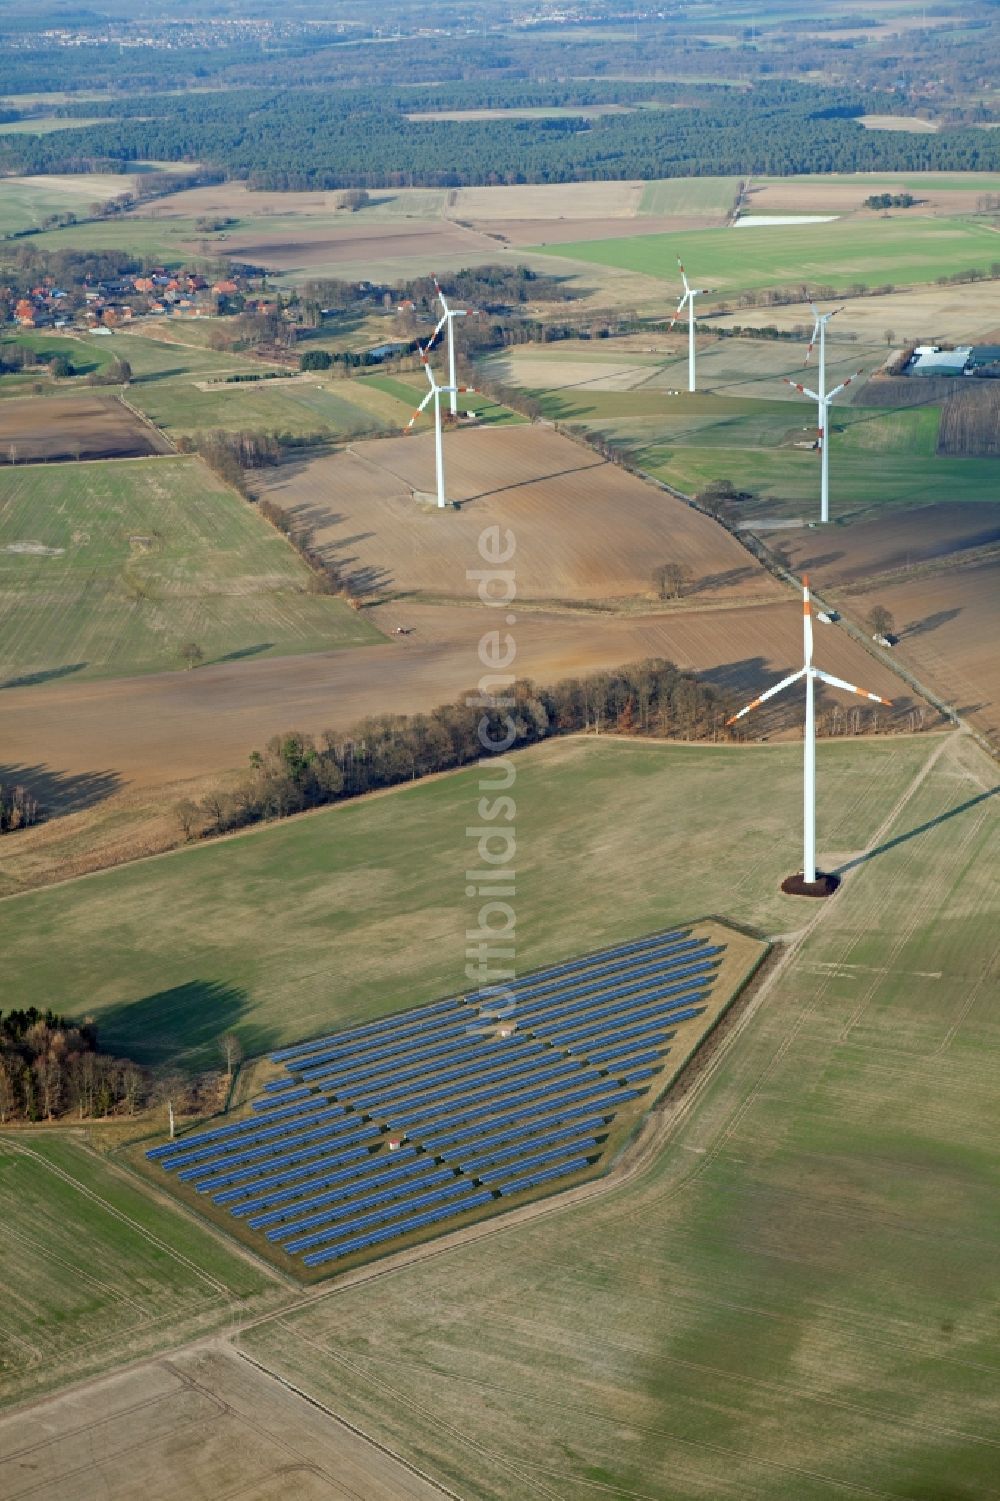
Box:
left=177, top=660, right=730, bottom=839
left=175, top=428, right=325, bottom=497
left=0, top=1008, right=146, bottom=1122
left=5, top=81, right=1000, bottom=189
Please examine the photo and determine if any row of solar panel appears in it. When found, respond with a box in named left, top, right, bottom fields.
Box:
left=484, top=1155, right=591, bottom=1195
left=252, top=1153, right=436, bottom=1231
left=177, top=1114, right=371, bottom=1184
left=148, top=1090, right=336, bottom=1163
left=351, top=1037, right=554, bottom=1114
left=552, top=998, right=705, bottom=1053
left=429, top=1111, right=608, bottom=1167
left=283, top=1175, right=476, bottom=1255
left=302, top=1188, right=496, bottom=1269
left=269, top=926, right=701, bottom=1081
left=298, top=1025, right=492, bottom=1090
left=489, top=946, right=709, bottom=1031
left=399, top=1077, right=645, bottom=1137
left=190, top=1128, right=381, bottom=1194
left=467, top=928, right=695, bottom=1013
left=517, top=958, right=719, bottom=1032
left=280, top=942, right=693, bottom=1098
left=268, top=1164, right=458, bottom=1241
left=463, top=1130, right=599, bottom=1179
left=270, top=994, right=462, bottom=1066
left=362, top=1052, right=590, bottom=1123
left=233, top=1146, right=421, bottom=1217
left=285, top=934, right=710, bottom=1087
left=531, top=973, right=712, bottom=1041
left=162, top=1102, right=346, bottom=1172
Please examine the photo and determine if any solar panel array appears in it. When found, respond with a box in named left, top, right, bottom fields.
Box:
left=148, top=926, right=723, bottom=1270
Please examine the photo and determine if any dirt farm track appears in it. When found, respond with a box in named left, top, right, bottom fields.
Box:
left=0, top=393, right=171, bottom=463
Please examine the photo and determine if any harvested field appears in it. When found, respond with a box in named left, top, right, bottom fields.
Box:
left=196, top=217, right=489, bottom=272
left=450, top=180, right=645, bottom=220
left=0, top=393, right=170, bottom=463
left=710, top=280, right=1000, bottom=344
left=256, top=425, right=783, bottom=604
left=768, top=502, right=1000, bottom=587
left=846, top=562, right=1000, bottom=746
left=0, top=1135, right=282, bottom=1409
left=0, top=593, right=913, bottom=805
left=0, top=456, right=380, bottom=683
left=0, top=1341, right=442, bottom=1498
left=748, top=170, right=1000, bottom=217
left=937, top=381, right=1000, bottom=456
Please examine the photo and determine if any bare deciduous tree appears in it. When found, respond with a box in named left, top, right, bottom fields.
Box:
left=219, top=1032, right=243, bottom=1077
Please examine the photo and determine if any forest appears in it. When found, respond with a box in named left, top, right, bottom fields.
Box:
left=0, top=1008, right=146, bottom=1122
left=4, top=81, right=1000, bottom=188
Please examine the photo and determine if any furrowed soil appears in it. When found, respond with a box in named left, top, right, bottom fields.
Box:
left=0, top=393, right=171, bottom=462
left=255, top=424, right=783, bottom=605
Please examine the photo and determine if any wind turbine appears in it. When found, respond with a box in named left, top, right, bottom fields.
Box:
left=669, top=258, right=710, bottom=393
left=726, top=575, right=892, bottom=894
left=785, top=351, right=863, bottom=525
left=432, top=276, right=472, bottom=417
left=406, top=342, right=475, bottom=510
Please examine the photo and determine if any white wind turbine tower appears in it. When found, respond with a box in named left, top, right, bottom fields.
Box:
left=432, top=275, right=472, bottom=417
left=406, top=341, right=475, bottom=510
left=785, top=345, right=863, bottom=525
left=670, top=258, right=710, bottom=393
left=727, top=575, right=892, bottom=895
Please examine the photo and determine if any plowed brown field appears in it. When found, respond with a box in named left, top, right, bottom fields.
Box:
left=847, top=563, right=1000, bottom=746
left=0, top=394, right=170, bottom=462
left=769, top=502, right=1000, bottom=586
left=257, top=425, right=783, bottom=604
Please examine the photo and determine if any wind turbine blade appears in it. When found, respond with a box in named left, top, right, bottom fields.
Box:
left=667, top=298, right=686, bottom=330
left=432, top=275, right=450, bottom=313
left=725, top=669, right=806, bottom=725
left=784, top=377, right=819, bottom=401
left=426, top=313, right=448, bottom=348
left=814, top=670, right=892, bottom=707
left=406, top=389, right=435, bottom=428
left=828, top=367, right=865, bottom=401
left=677, top=257, right=690, bottom=294
left=803, top=573, right=814, bottom=664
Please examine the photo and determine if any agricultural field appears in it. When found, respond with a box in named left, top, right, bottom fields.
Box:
left=0, top=1343, right=443, bottom=1499
left=0, top=1134, right=284, bottom=1408
left=711, top=278, right=1000, bottom=343
left=848, top=562, right=1000, bottom=748
left=0, top=172, right=148, bottom=233
left=0, top=393, right=170, bottom=463
left=0, top=734, right=939, bottom=1073
left=254, top=424, right=782, bottom=604
left=768, top=501, right=1000, bottom=588
left=0, top=455, right=381, bottom=684
left=748, top=170, right=1000, bottom=217
left=238, top=728, right=1000, bottom=1501
left=533, top=215, right=1000, bottom=298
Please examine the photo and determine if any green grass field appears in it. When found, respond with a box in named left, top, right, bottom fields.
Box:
left=239, top=729, right=1000, bottom=1500
left=0, top=115, right=111, bottom=133
left=533, top=215, right=1000, bottom=294
left=0, top=456, right=381, bottom=683
left=0, top=172, right=144, bottom=233
left=0, top=734, right=943, bottom=1071
left=638, top=176, right=741, bottom=216
left=360, top=372, right=527, bottom=426
left=0, top=1133, right=284, bottom=1408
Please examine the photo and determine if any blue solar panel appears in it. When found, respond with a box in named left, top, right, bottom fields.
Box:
left=251, top=1086, right=313, bottom=1113
left=305, top=1033, right=509, bottom=1096
left=284, top=1176, right=474, bottom=1255
left=499, top=947, right=711, bottom=1027
left=588, top=1048, right=666, bottom=1075
left=403, top=1078, right=642, bottom=1139
left=536, top=977, right=710, bottom=1039
left=252, top=1156, right=436, bottom=1232
left=423, top=1099, right=616, bottom=1156
left=429, top=1112, right=608, bottom=1164
left=296, top=1019, right=476, bottom=1083
left=369, top=1052, right=585, bottom=1122
left=549, top=992, right=708, bottom=1051
left=228, top=1146, right=419, bottom=1215
left=271, top=1165, right=457, bottom=1242
left=163, top=1104, right=344, bottom=1171
left=271, top=999, right=465, bottom=1068
left=177, top=1115, right=367, bottom=1183
left=466, top=929, right=695, bottom=1015
left=520, top=961, right=719, bottom=1032
left=301, top=1189, right=496, bottom=1268
left=490, top=1157, right=590, bottom=1196
left=190, top=1128, right=380, bottom=1193
left=464, top=1130, right=600, bottom=1178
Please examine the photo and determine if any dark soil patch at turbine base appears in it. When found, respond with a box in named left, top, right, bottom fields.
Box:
left=781, top=871, right=841, bottom=898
